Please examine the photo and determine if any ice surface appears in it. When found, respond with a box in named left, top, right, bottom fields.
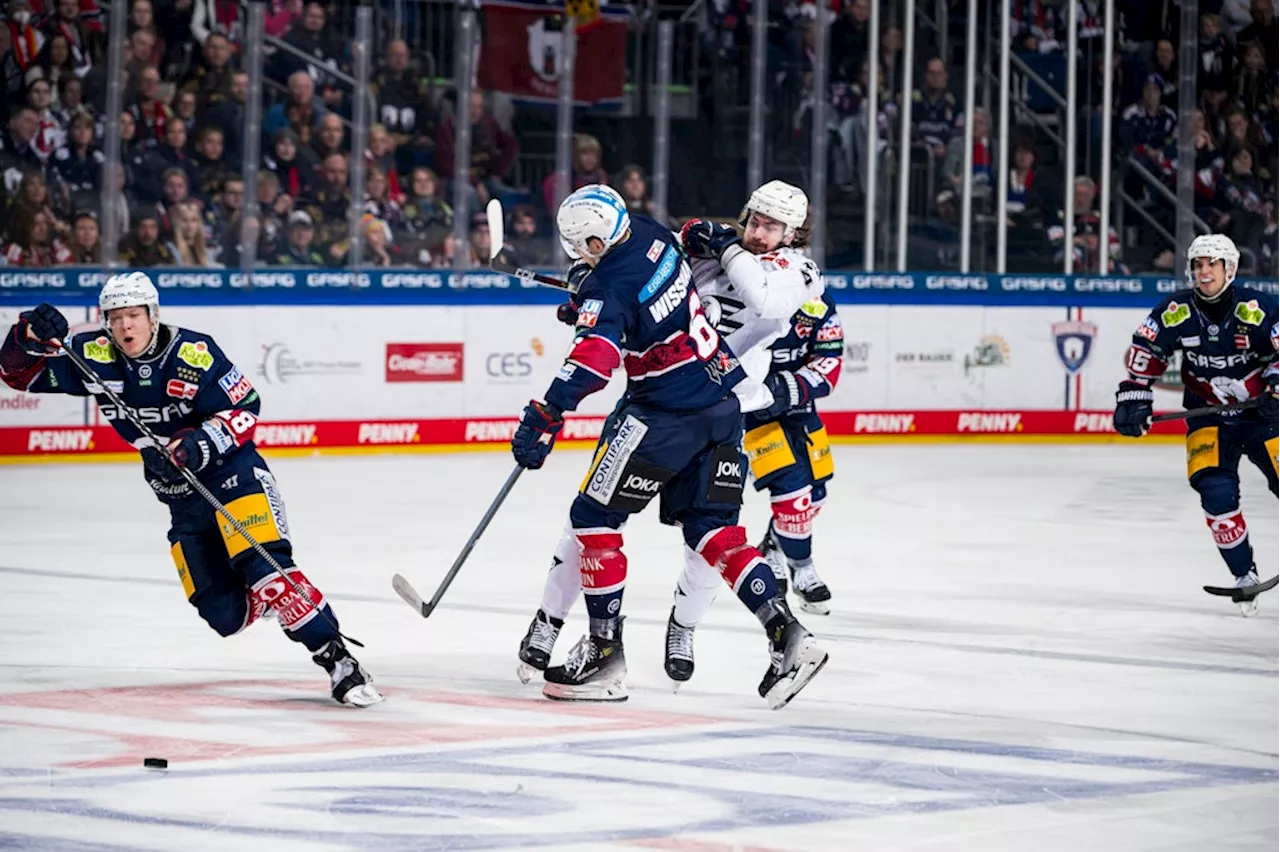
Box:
left=0, top=443, right=1275, bottom=851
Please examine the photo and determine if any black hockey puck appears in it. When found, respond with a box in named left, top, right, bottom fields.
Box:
left=142, top=757, right=168, bottom=769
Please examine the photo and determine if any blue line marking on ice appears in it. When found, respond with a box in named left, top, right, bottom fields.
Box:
left=0, top=726, right=1272, bottom=850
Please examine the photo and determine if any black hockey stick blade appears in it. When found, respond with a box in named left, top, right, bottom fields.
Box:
left=1152, top=397, right=1263, bottom=423
left=1204, top=574, right=1279, bottom=602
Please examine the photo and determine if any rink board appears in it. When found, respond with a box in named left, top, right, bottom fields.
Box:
left=0, top=300, right=1212, bottom=460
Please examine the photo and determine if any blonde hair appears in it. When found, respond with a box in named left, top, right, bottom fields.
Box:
left=172, top=201, right=210, bottom=266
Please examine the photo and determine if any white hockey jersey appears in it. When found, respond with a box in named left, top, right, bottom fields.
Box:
left=689, top=246, right=824, bottom=412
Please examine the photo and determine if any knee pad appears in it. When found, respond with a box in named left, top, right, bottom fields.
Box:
left=576, top=530, right=627, bottom=593
left=1191, top=470, right=1241, bottom=516
left=770, top=486, right=818, bottom=540
left=696, top=525, right=762, bottom=590
left=195, top=593, right=252, bottom=638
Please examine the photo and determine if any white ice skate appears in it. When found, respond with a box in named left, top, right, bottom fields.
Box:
left=789, top=560, right=832, bottom=616
left=1235, top=570, right=1261, bottom=618
left=313, top=639, right=383, bottom=707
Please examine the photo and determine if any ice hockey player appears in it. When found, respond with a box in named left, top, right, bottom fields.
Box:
left=531, top=181, right=831, bottom=689
left=1112, top=234, right=1278, bottom=616
left=663, top=182, right=844, bottom=685
left=509, top=184, right=828, bottom=708
left=0, top=273, right=382, bottom=705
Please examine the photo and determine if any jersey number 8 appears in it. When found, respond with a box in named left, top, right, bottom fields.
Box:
left=687, top=292, right=720, bottom=359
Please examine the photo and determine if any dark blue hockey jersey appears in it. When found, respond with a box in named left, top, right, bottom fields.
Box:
left=766, top=293, right=844, bottom=403
left=543, top=214, right=746, bottom=414
left=1125, top=286, right=1279, bottom=409
left=0, top=323, right=262, bottom=499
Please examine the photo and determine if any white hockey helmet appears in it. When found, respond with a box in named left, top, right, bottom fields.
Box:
left=739, top=179, right=809, bottom=241
left=556, top=184, right=630, bottom=260
left=1185, top=233, right=1240, bottom=294
left=99, top=271, right=160, bottom=335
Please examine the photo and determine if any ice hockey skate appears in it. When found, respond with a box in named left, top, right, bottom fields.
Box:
left=1203, top=566, right=1280, bottom=617
left=312, top=639, right=383, bottom=707
left=789, top=559, right=832, bottom=615
left=664, top=607, right=695, bottom=688
left=758, top=614, right=828, bottom=709
left=543, top=618, right=628, bottom=702
left=517, top=608, right=563, bottom=683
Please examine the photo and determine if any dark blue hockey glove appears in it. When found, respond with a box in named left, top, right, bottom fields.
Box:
left=168, top=427, right=214, bottom=473
left=511, top=400, right=564, bottom=469
left=1262, top=374, right=1278, bottom=423
left=1113, top=381, right=1154, bottom=437
left=680, top=218, right=742, bottom=260
left=18, top=303, right=68, bottom=352
left=140, top=445, right=184, bottom=483
left=556, top=301, right=579, bottom=325
left=762, top=371, right=812, bottom=419
left=566, top=261, right=592, bottom=293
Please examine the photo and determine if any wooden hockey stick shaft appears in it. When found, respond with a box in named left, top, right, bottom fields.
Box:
left=392, top=465, right=524, bottom=620
left=53, top=338, right=363, bottom=647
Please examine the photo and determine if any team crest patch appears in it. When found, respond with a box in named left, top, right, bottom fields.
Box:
left=1052, top=320, right=1097, bottom=374
left=578, top=299, right=603, bottom=328
left=177, top=341, right=214, bottom=371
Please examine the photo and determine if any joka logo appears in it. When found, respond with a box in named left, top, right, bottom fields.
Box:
left=1052, top=320, right=1097, bottom=374
left=623, top=474, right=661, bottom=493
left=716, top=460, right=742, bottom=479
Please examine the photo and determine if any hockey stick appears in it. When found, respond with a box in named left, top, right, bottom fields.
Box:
left=53, top=338, right=363, bottom=648
left=1151, top=397, right=1264, bottom=423
left=1204, top=574, right=1280, bottom=602
left=392, top=464, right=524, bottom=620
left=484, top=198, right=574, bottom=291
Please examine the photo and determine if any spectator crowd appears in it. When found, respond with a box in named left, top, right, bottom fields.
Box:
left=1, top=0, right=1274, bottom=273
left=700, top=0, right=1276, bottom=273
left=0, top=0, right=661, bottom=269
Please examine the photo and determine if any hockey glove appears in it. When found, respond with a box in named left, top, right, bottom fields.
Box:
left=1261, top=373, right=1278, bottom=423
left=680, top=219, right=742, bottom=261
left=140, top=446, right=185, bottom=484
left=511, top=400, right=564, bottom=469
left=168, top=427, right=215, bottom=473
left=18, top=303, right=69, bottom=352
left=762, top=371, right=812, bottom=420
left=556, top=301, right=580, bottom=326
left=1113, top=381, right=1154, bottom=437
